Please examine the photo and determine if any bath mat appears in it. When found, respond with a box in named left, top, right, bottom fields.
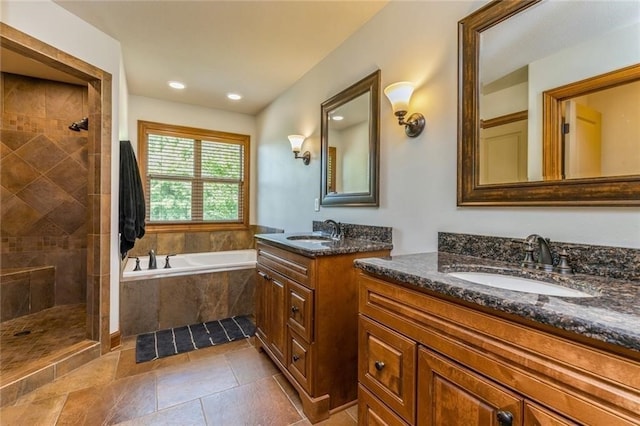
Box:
left=135, top=315, right=255, bottom=363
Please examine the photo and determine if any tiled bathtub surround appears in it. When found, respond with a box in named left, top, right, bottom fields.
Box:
left=121, top=225, right=281, bottom=336
left=0, top=266, right=54, bottom=322
left=312, top=221, right=392, bottom=243
left=127, top=225, right=282, bottom=258
left=1, top=72, right=89, bottom=306
left=438, top=232, right=640, bottom=281
left=120, top=268, right=256, bottom=336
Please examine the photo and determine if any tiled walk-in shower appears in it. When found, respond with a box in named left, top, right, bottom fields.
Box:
left=0, top=304, right=99, bottom=406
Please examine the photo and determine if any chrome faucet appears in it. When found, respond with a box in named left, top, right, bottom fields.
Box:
left=523, top=234, right=553, bottom=271
left=324, top=219, right=343, bottom=240
left=148, top=249, right=157, bottom=270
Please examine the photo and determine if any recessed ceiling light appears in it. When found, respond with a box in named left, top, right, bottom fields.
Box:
left=332, top=115, right=344, bottom=121
left=227, top=93, right=242, bottom=100
left=168, top=81, right=186, bottom=89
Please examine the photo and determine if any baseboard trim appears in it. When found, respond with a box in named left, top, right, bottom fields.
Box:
left=110, top=331, right=121, bottom=350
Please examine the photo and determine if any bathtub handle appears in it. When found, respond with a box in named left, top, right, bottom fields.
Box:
left=164, top=254, right=176, bottom=269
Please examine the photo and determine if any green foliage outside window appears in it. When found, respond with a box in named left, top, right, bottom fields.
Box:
left=145, top=131, right=246, bottom=224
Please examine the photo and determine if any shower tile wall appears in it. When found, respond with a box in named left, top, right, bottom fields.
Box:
left=0, top=72, right=88, bottom=306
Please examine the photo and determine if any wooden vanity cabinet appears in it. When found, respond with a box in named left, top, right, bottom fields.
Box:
left=255, top=241, right=390, bottom=423
left=358, top=272, right=640, bottom=426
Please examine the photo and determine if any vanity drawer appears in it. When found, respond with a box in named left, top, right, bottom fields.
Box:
left=288, top=330, right=313, bottom=394
left=288, top=280, right=314, bottom=342
left=257, top=242, right=315, bottom=288
left=359, top=315, right=417, bottom=424
left=359, top=384, right=410, bottom=426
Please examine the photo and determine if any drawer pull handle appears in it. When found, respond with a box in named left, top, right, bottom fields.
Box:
left=257, top=271, right=270, bottom=280
left=292, top=355, right=300, bottom=362
left=374, top=361, right=385, bottom=371
left=291, top=306, right=300, bottom=314
left=496, top=410, right=513, bottom=426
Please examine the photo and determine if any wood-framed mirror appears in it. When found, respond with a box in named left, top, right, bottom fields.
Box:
left=321, top=70, right=380, bottom=207
left=458, top=0, right=640, bottom=206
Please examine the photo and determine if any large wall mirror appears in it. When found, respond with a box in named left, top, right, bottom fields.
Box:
left=458, top=0, right=640, bottom=206
left=321, top=70, right=380, bottom=206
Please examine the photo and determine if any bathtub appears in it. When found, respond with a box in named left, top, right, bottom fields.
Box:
left=120, top=249, right=257, bottom=336
left=122, top=249, right=257, bottom=281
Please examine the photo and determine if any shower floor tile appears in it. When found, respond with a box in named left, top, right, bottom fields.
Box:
left=0, top=304, right=89, bottom=382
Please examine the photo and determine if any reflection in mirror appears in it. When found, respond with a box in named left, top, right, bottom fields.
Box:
left=458, top=0, right=640, bottom=206
left=543, top=64, right=640, bottom=181
left=327, top=92, right=370, bottom=193
left=321, top=70, right=380, bottom=206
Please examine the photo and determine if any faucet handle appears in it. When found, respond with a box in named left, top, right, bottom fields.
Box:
left=554, top=250, right=573, bottom=274
left=521, top=245, right=535, bottom=268
left=164, top=254, right=176, bottom=269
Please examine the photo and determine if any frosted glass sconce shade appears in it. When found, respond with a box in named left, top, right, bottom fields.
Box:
left=288, top=134, right=310, bottom=165
left=384, top=82, right=414, bottom=114
left=384, top=82, right=425, bottom=137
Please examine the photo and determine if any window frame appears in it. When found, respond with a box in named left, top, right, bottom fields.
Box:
left=137, top=120, right=250, bottom=233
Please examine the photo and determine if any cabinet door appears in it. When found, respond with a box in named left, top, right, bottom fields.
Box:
left=255, top=268, right=269, bottom=342
left=417, top=347, right=522, bottom=426
left=524, top=402, right=579, bottom=426
left=267, top=273, right=288, bottom=365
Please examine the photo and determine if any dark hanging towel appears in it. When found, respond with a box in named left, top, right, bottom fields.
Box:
left=119, top=140, right=146, bottom=258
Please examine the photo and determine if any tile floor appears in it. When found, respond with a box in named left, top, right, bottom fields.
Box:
left=0, top=304, right=88, bottom=383
left=0, top=335, right=358, bottom=425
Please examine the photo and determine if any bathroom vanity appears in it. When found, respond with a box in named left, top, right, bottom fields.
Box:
left=355, top=251, right=640, bottom=426
left=254, top=228, right=392, bottom=423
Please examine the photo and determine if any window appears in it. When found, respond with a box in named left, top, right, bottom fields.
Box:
left=137, top=121, right=249, bottom=232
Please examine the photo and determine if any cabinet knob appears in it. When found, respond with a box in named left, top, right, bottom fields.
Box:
left=291, top=306, right=300, bottom=314
left=292, top=354, right=300, bottom=362
left=374, top=361, right=385, bottom=371
left=496, top=410, right=513, bottom=426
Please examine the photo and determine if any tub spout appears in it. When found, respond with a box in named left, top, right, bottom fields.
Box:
left=148, top=250, right=157, bottom=270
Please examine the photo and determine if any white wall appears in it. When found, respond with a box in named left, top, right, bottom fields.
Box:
left=2, top=0, right=124, bottom=332
left=127, top=95, right=257, bottom=224
left=255, top=1, right=640, bottom=253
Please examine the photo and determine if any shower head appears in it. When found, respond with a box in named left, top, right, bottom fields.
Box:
left=69, top=117, right=89, bottom=132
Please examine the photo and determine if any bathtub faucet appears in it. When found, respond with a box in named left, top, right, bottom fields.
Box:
left=164, top=254, right=176, bottom=269
left=148, top=249, right=157, bottom=270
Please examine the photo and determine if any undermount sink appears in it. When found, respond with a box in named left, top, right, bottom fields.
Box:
left=286, top=235, right=333, bottom=243
left=447, top=272, right=593, bottom=298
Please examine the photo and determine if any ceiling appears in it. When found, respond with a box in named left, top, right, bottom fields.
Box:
left=7, top=1, right=384, bottom=115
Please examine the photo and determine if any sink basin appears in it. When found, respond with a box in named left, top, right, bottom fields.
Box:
left=286, top=235, right=333, bottom=243
left=447, top=272, right=593, bottom=298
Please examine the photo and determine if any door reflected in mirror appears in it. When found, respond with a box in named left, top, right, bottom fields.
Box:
left=561, top=80, right=640, bottom=180
left=321, top=70, right=380, bottom=206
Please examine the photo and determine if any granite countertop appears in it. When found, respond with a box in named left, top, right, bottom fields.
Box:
left=354, top=252, right=640, bottom=353
left=255, top=232, right=393, bottom=257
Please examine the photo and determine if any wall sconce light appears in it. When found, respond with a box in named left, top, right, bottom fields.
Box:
left=288, top=134, right=310, bottom=165
left=383, top=82, right=425, bottom=137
